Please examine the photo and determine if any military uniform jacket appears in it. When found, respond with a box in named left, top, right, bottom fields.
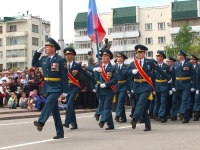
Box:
left=153, top=63, right=170, bottom=92
left=128, top=58, right=171, bottom=94
left=115, top=64, right=130, bottom=92
left=94, top=63, right=118, bottom=95
left=68, top=61, right=96, bottom=94
left=171, top=61, right=195, bottom=90
left=32, top=52, right=68, bottom=94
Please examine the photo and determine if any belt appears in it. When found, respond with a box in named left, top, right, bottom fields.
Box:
left=97, top=81, right=105, bottom=84
left=134, top=77, right=151, bottom=83
left=44, top=77, right=61, bottom=81
left=176, top=77, right=191, bottom=80
left=155, top=79, right=167, bottom=83
left=69, top=80, right=79, bottom=84
left=117, top=80, right=127, bottom=84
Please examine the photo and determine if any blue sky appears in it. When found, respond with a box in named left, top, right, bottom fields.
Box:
left=0, top=0, right=175, bottom=43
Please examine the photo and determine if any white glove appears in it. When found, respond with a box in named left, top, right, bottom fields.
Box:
left=168, top=79, right=172, bottom=83
left=172, top=88, right=176, bottom=92
left=128, top=94, right=131, bottom=97
left=169, top=90, right=173, bottom=95
left=132, top=69, right=138, bottom=74
left=196, top=90, right=199, bottom=95
left=37, top=46, right=46, bottom=53
left=62, top=93, right=68, bottom=97
left=191, top=88, right=195, bottom=92
left=153, top=91, right=156, bottom=95
left=92, top=89, right=96, bottom=93
left=93, top=67, right=102, bottom=72
left=100, top=84, right=106, bottom=88
left=131, top=90, right=134, bottom=93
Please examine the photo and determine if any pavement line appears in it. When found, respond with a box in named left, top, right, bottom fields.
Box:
left=0, top=115, right=93, bottom=126
left=117, top=124, right=144, bottom=129
left=0, top=137, right=68, bottom=150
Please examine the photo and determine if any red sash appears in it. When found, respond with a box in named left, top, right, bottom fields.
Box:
left=134, top=60, right=154, bottom=90
left=100, top=63, right=116, bottom=92
left=68, top=71, right=81, bottom=88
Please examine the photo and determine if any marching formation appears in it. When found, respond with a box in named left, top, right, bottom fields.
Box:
left=32, top=37, right=200, bottom=139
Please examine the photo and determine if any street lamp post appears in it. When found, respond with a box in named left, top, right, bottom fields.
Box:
left=58, top=0, right=64, bottom=57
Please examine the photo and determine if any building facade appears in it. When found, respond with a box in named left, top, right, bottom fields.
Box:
left=0, top=13, right=51, bottom=70
left=73, top=0, right=200, bottom=65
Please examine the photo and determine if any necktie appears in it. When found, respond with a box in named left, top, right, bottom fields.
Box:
left=139, top=60, right=142, bottom=67
left=118, top=65, right=120, bottom=70
left=159, top=65, right=162, bottom=68
left=47, top=57, right=51, bottom=65
left=68, top=64, right=70, bottom=70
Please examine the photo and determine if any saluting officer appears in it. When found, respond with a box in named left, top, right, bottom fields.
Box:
left=32, top=38, right=68, bottom=139
left=171, top=50, right=195, bottom=123
left=128, top=45, right=171, bottom=131
left=115, top=52, right=129, bottom=123
left=92, top=49, right=118, bottom=130
left=153, top=51, right=170, bottom=123
left=62, top=47, right=96, bottom=130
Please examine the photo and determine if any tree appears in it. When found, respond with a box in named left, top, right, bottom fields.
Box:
left=164, top=25, right=196, bottom=57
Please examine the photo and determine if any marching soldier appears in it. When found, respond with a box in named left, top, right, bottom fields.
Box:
left=62, top=47, right=96, bottom=130
left=171, top=50, right=195, bottom=123
left=32, top=38, right=68, bottom=139
left=115, top=52, right=129, bottom=123
left=128, top=45, right=171, bottom=131
left=153, top=51, right=170, bottom=123
left=92, top=49, right=117, bottom=130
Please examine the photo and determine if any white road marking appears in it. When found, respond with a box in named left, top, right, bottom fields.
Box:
left=0, top=115, right=93, bottom=126
left=0, top=137, right=68, bottom=150
left=117, top=124, right=144, bottom=129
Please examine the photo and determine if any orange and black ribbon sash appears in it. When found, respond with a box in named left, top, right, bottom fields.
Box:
left=134, top=60, right=154, bottom=90
left=68, top=71, right=81, bottom=88
left=100, top=63, right=116, bottom=92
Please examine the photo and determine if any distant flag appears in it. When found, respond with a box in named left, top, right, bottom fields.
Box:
left=87, top=0, right=106, bottom=44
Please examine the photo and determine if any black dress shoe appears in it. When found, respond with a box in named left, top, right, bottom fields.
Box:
left=94, top=114, right=100, bottom=121
left=70, top=126, right=78, bottom=130
left=144, top=128, right=151, bottom=131
left=105, top=127, right=114, bottom=130
left=161, top=119, right=167, bottom=123
left=193, top=118, right=199, bottom=121
left=182, top=120, right=189, bottom=124
left=194, top=112, right=199, bottom=118
left=179, top=114, right=183, bottom=121
left=99, top=122, right=104, bottom=128
left=53, top=135, right=64, bottom=139
left=33, top=121, right=43, bottom=132
left=130, top=120, right=136, bottom=129
left=171, top=117, right=177, bottom=121
left=155, top=117, right=161, bottom=122
left=115, top=116, right=119, bottom=122
left=129, top=114, right=132, bottom=118
left=119, top=120, right=127, bottom=123
left=138, top=119, right=144, bottom=123
left=62, top=123, right=69, bottom=128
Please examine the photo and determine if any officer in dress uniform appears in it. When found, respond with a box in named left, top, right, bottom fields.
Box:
left=153, top=50, right=170, bottom=123
left=114, top=52, right=129, bottom=123
left=171, top=50, right=195, bottom=123
left=166, top=57, right=178, bottom=121
left=62, top=47, right=96, bottom=130
left=189, top=54, right=199, bottom=121
left=128, top=45, right=171, bottom=131
left=194, top=60, right=200, bottom=121
left=32, top=38, right=68, bottom=139
left=92, top=49, right=118, bottom=130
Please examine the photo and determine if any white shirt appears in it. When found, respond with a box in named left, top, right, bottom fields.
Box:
left=67, top=61, right=73, bottom=69
left=138, top=58, right=144, bottom=67
left=158, top=63, right=163, bottom=68
left=118, top=63, right=123, bottom=69
left=103, top=63, right=109, bottom=69
left=193, top=65, right=196, bottom=69
left=48, top=54, right=55, bottom=61
left=180, top=60, right=185, bottom=66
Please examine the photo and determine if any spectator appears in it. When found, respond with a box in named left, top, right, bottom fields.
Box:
left=27, top=91, right=36, bottom=110
left=58, top=95, right=67, bottom=110
left=20, top=73, right=29, bottom=97
left=8, top=92, right=18, bottom=109
left=19, top=92, right=27, bottom=109
left=28, top=68, right=40, bottom=94
left=87, top=51, right=96, bottom=66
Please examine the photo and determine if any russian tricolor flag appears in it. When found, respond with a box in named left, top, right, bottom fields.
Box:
left=87, top=0, right=106, bottom=44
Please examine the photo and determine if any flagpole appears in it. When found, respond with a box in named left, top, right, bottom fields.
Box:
left=95, top=30, right=102, bottom=83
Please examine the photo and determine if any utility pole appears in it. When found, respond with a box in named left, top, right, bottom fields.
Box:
left=58, top=0, right=64, bottom=57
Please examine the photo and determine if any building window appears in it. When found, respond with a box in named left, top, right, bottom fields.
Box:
left=158, top=22, right=165, bottom=30
left=194, top=32, right=200, bottom=38
left=145, top=38, right=153, bottom=44
left=10, top=25, right=17, bottom=32
left=6, top=36, right=27, bottom=45
left=6, top=49, right=27, bottom=58
left=74, top=54, right=88, bottom=62
left=112, top=24, right=138, bottom=33
left=0, top=51, right=3, bottom=58
left=32, top=24, right=39, bottom=33
left=45, top=35, right=48, bottom=42
left=108, top=28, right=112, bottom=35
left=32, top=37, right=39, bottom=46
left=0, top=26, right=2, bottom=34
left=75, top=42, right=91, bottom=49
left=145, top=51, right=153, bottom=57
left=113, top=38, right=138, bottom=46
left=158, top=37, right=166, bottom=44
left=145, top=23, right=152, bottom=31
left=0, top=38, right=2, bottom=46
left=171, top=34, right=176, bottom=42
left=188, top=21, right=193, bottom=26
left=75, top=29, right=87, bottom=36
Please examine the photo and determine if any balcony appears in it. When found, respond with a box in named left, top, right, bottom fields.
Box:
left=6, top=44, right=28, bottom=49
left=170, top=26, right=200, bottom=34
left=75, top=48, right=91, bottom=54
left=5, top=31, right=28, bottom=37
left=74, top=35, right=90, bottom=42
left=110, top=44, right=137, bottom=51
